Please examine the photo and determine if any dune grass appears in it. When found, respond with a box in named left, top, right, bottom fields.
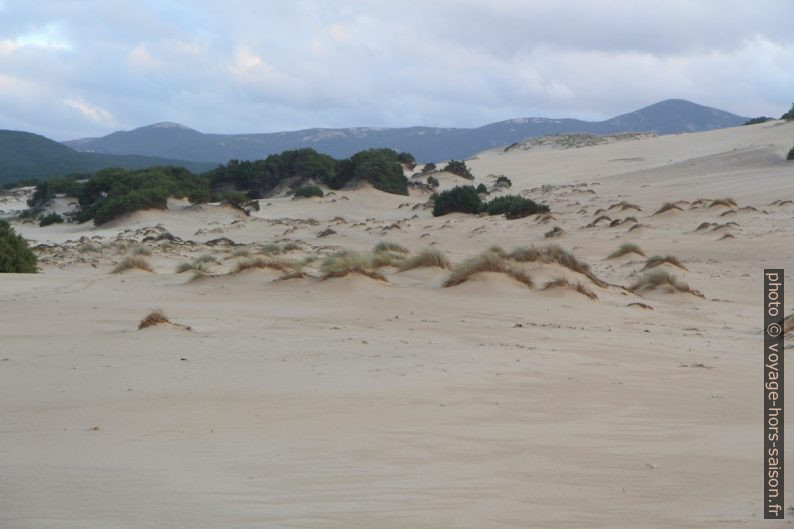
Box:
left=399, top=248, right=451, bottom=270
left=709, top=197, right=738, bottom=208
left=176, top=260, right=211, bottom=274
left=653, top=202, right=683, bottom=215
left=630, top=270, right=695, bottom=295
left=138, top=310, right=169, bottom=329
left=607, top=242, right=645, bottom=259
left=320, top=250, right=386, bottom=281
left=443, top=251, right=532, bottom=288
left=544, top=226, right=564, bottom=238
left=641, top=255, right=688, bottom=271
left=542, top=278, right=598, bottom=299
left=508, top=244, right=607, bottom=288
left=129, top=244, right=152, bottom=256
left=112, top=256, right=152, bottom=273
left=374, top=241, right=409, bottom=254
left=233, top=256, right=302, bottom=274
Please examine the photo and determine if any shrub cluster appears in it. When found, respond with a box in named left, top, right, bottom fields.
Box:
left=293, top=185, right=324, bottom=198
left=209, top=147, right=411, bottom=197
left=495, top=175, right=512, bottom=188
left=0, top=220, right=37, bottom=273
left=222, top=191, right=260, bottom=215
left=426, top=175, right=440, bottom=188
left=432, top=186, right=549, bottom=219
left=743, top=117, right=772, bottom=126
left=782, top=104, right=794, bottom=121
left=443, top=160, right=474, bottom=179
left=75, top=166, right=211, bottom=225
left=39, top=212, right=64, bottom=226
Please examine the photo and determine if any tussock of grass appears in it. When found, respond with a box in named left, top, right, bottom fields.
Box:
left=112, top=256, right=152, bottom=273
left=231, top=248, right=251, bottom=258
left=544, top=226, right=565, bottom=238
left=653, top=202, right=683, bottom=215
left=129, top=244, right=152, bottom=256
left=695, top=222, right=714, bottom=231
left=399, top=248, right=451, bottom=270
left=233, top=257, right=302, bottom=274
left=138, top=310, right=169, bottom=329
left=443, top=251, right=532, bottom=288
left=320, top=250, right=386, bottom=281
left=281, top=242, right=301, bottom=252
left=609, top=201, right=641, bottom=211
left=607, top=243, right=645, bottom=259
left=587, top=215, right=612, bottom=227
left=176, top=260, right=211, bottom=274
left=709, top=198, right=738, bottom=208
left=509, top=244, right=607, bottom=287
left=374, top=241, right=409, bottom=254
left=630, top=270, right=697, bottom=295
left=79, top=242, right=102, bottom=253
left=488, top=245, right=507, bottom=258
left=542, top=278, right=598, bottom=299
left=641, top=255, right=688, bottom=271
left=370, top=251, right=406, bottom=268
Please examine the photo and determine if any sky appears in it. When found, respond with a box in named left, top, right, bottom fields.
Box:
left=0, top=0, right=792, bottom=140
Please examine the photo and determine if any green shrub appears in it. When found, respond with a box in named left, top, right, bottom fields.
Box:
left=0, top=220, right=37, bottom=273
left=476, top=183, right=488, bottom=194
left=422, top=162, right=437, bottom=174
left=743, top=117, right=772, bottom=125
left=39, top=212, right=64, bottom=226
left=432, top=186, right=483, bottom=216
left=426, top=175, right=439, bottom=188
left=294, top=185, right=324, bottom=198
left=484, top=195, right=549, bottom=219
left=495, top=175, right=512, bottom=188
left=222, top=191, right=260, bottom=215
left=28, top=175, right=83, bottom=208
left=443, top=160, right=473, bottom=179
left=397, top=152, right=416, bottom=168
left=187, top=188, right=211, bottom=204
left=788, top=146, right=794, bottom=161
left=341, top=148, right=409, bottom=195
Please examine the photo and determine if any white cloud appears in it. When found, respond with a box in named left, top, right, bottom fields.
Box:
left=64, top=97, right=114, bottom=125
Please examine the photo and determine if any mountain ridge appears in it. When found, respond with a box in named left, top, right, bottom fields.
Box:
left=63, top=99, right=749, bottom=163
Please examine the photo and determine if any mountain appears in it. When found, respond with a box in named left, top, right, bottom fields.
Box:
left=62, top=100, right=749, bottom=164
left=0, top=130, right=216, bottom=186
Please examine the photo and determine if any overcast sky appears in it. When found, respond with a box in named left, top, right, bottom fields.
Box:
left=1, top=0, right=792, bottom=140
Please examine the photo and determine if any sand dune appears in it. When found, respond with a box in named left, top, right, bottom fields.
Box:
left=1, top=121, right=793, bottom=528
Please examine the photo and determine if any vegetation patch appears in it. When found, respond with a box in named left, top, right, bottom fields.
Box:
left=607, top=243, right=646, bottom=259
left=112, top=256, right=153, bottom=273
left=399, top=248, right=450, bottom=270
left=0, top=220, right=37, bottom=273
left=630, top=270, right=701, bottom=296
left=320, top=250, right=386, bottom=281
left=542, top=278, right=598, bottom=299
left=39, top=212, right=64, bottom=227
left=485, top=194, right=549, bottom=219
left=653, top=202, right=683, bottom=215
left=443, top=251, right=533, bottom=288
left=293, top=185, right=324, bottom=198
left=641, top=255, right=688, bottom=271
left=443, top=160, right=474, bottom=179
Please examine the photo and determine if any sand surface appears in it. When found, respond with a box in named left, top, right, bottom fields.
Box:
left=1, top=121, right=793, bottom=528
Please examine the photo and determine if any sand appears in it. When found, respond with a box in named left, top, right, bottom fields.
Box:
left=1, top=120, right=793, bottom=528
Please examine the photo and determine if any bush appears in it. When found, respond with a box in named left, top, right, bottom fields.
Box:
left=432, top=186, right=483, bottom=216
left=222, top=191, right=260, bottom=215
left=422, top=162, right=437, bottom=174
left=443, top=160, right=473, bottom=179
left=782, top=104, right=794, bottom=121
left=293, top=185, right=324, bottom=198
left=426, top=175, right=439, bottom=188
left=743, top=117, right=773, bottom=125
left=788, top=146, right=794, bottom=161
left=397, top=152, right=416, bottom=168
left=476, top=183, right=488, bottom=194
left=495, top=175, right=512, bottom=188
left=39, top=212, right=64, bottom=227
left=484, top=195, right=549, bottom=219
left=187, top=188, right=211, bottom=204
left=340, top=148, right=409, bottom=195
left=0, top=220, right=37, bottom=273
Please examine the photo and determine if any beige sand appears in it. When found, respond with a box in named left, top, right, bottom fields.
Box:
left=1, top=120, right=793, bottom=528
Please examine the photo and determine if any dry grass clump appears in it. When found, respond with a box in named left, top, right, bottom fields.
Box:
left=509, top=244, right=607, bottom=288
left=281, top=242, right=301, bottom=252
left=129, top=244, right=152, bottom=256
left=233, top=256, right=302, bottom=274
left=630, top=270, right=699, bottom=296
left=78, top=242, right=102, bottom=253
left=607, top=243, right=645, bottom=259
left=138, top=310, right=170, bottom=329
left=627, top=302, right=654, bottom=310
left=653, top=202, right=683, bottom=215
left=609, top=201, right=642, bottom=211
left=587, top=215, right=612, bottom=227
left=399, top=248, right=451, bottom=270
left=488, top=245, right=507, bottom=258
left=320, top=250, right=386, bottom=281
left=443, top=251, right=532, bottom=288
left=542, top=278, right=598, bottom=299
left=695, top=222, right=715, bottom=231
left=230, top=248, right=251, bottom=258
left=370, top=250, right=406, bottom=268
left=641, top=255, right=688, bottom=271
left=709, top=197, right=738, bottom=208
left=374, top=241, right=409, bottom=254
left=544, top=226, right=565, bottom=238
left=176, top=260, right=210, bottom=274
left=112, top=256, right=153, bottom=273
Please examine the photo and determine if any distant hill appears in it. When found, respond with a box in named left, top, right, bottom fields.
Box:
left=64, top=99, right=748, bottom=163
left=0, top=130, right=216, bottom=186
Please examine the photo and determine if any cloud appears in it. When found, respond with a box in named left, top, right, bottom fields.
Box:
left=0, top=0, right=791, bottom=139
left=64, top=97, right=114, bottom=125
